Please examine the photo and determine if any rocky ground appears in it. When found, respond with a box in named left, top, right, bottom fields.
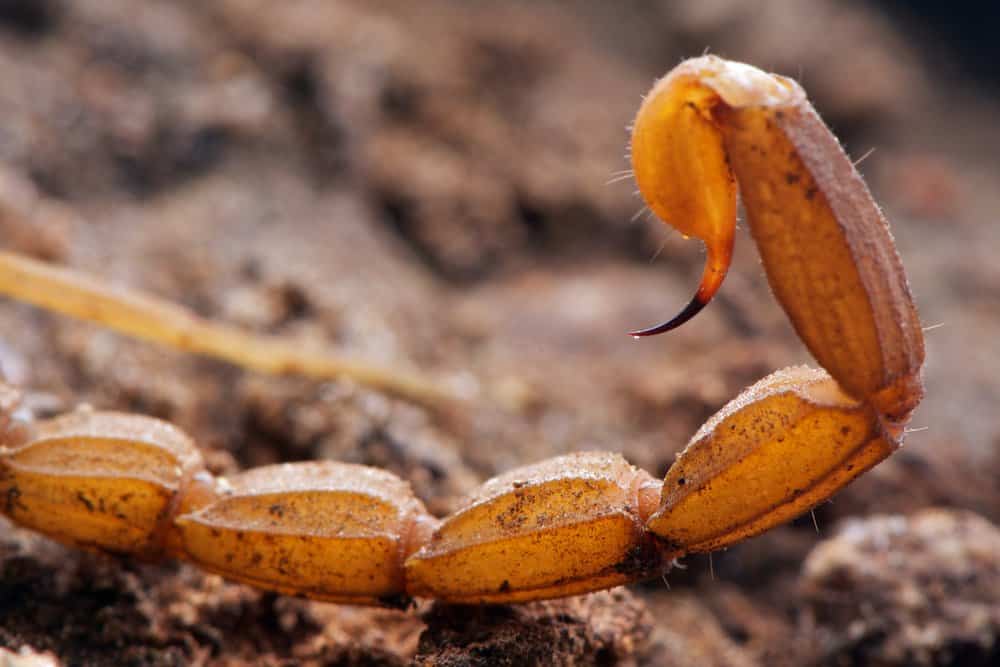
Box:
left=0, top=1, right=998, bottom=665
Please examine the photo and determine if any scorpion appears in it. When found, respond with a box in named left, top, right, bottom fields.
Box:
left=0, top=56, right=923, bottom=607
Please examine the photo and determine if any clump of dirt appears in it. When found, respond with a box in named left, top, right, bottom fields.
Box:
left=800, top=509, right=1000, bottom=666
left=416, top=589, right=650, bottom=666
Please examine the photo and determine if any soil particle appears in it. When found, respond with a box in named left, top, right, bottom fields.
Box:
left=0, top=645, right=61, bottom=667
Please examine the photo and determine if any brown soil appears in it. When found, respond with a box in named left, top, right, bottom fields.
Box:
left=1, top=1, right=998, bottom=665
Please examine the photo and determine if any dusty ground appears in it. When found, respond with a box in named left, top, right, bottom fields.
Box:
left=0, top=0, right=998, bottom=665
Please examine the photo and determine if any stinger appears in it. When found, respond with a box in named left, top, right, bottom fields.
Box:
left=629, top=242, right=731, bottom=337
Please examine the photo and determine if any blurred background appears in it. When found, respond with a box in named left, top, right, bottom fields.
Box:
left=0, top=1, right=997, bottom=665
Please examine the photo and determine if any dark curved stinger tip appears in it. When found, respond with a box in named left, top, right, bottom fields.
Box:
left=628, top=294, right=709, bottom=338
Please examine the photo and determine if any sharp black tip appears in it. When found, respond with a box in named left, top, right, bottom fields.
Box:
left=628, top=294, right=709, bottom=338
